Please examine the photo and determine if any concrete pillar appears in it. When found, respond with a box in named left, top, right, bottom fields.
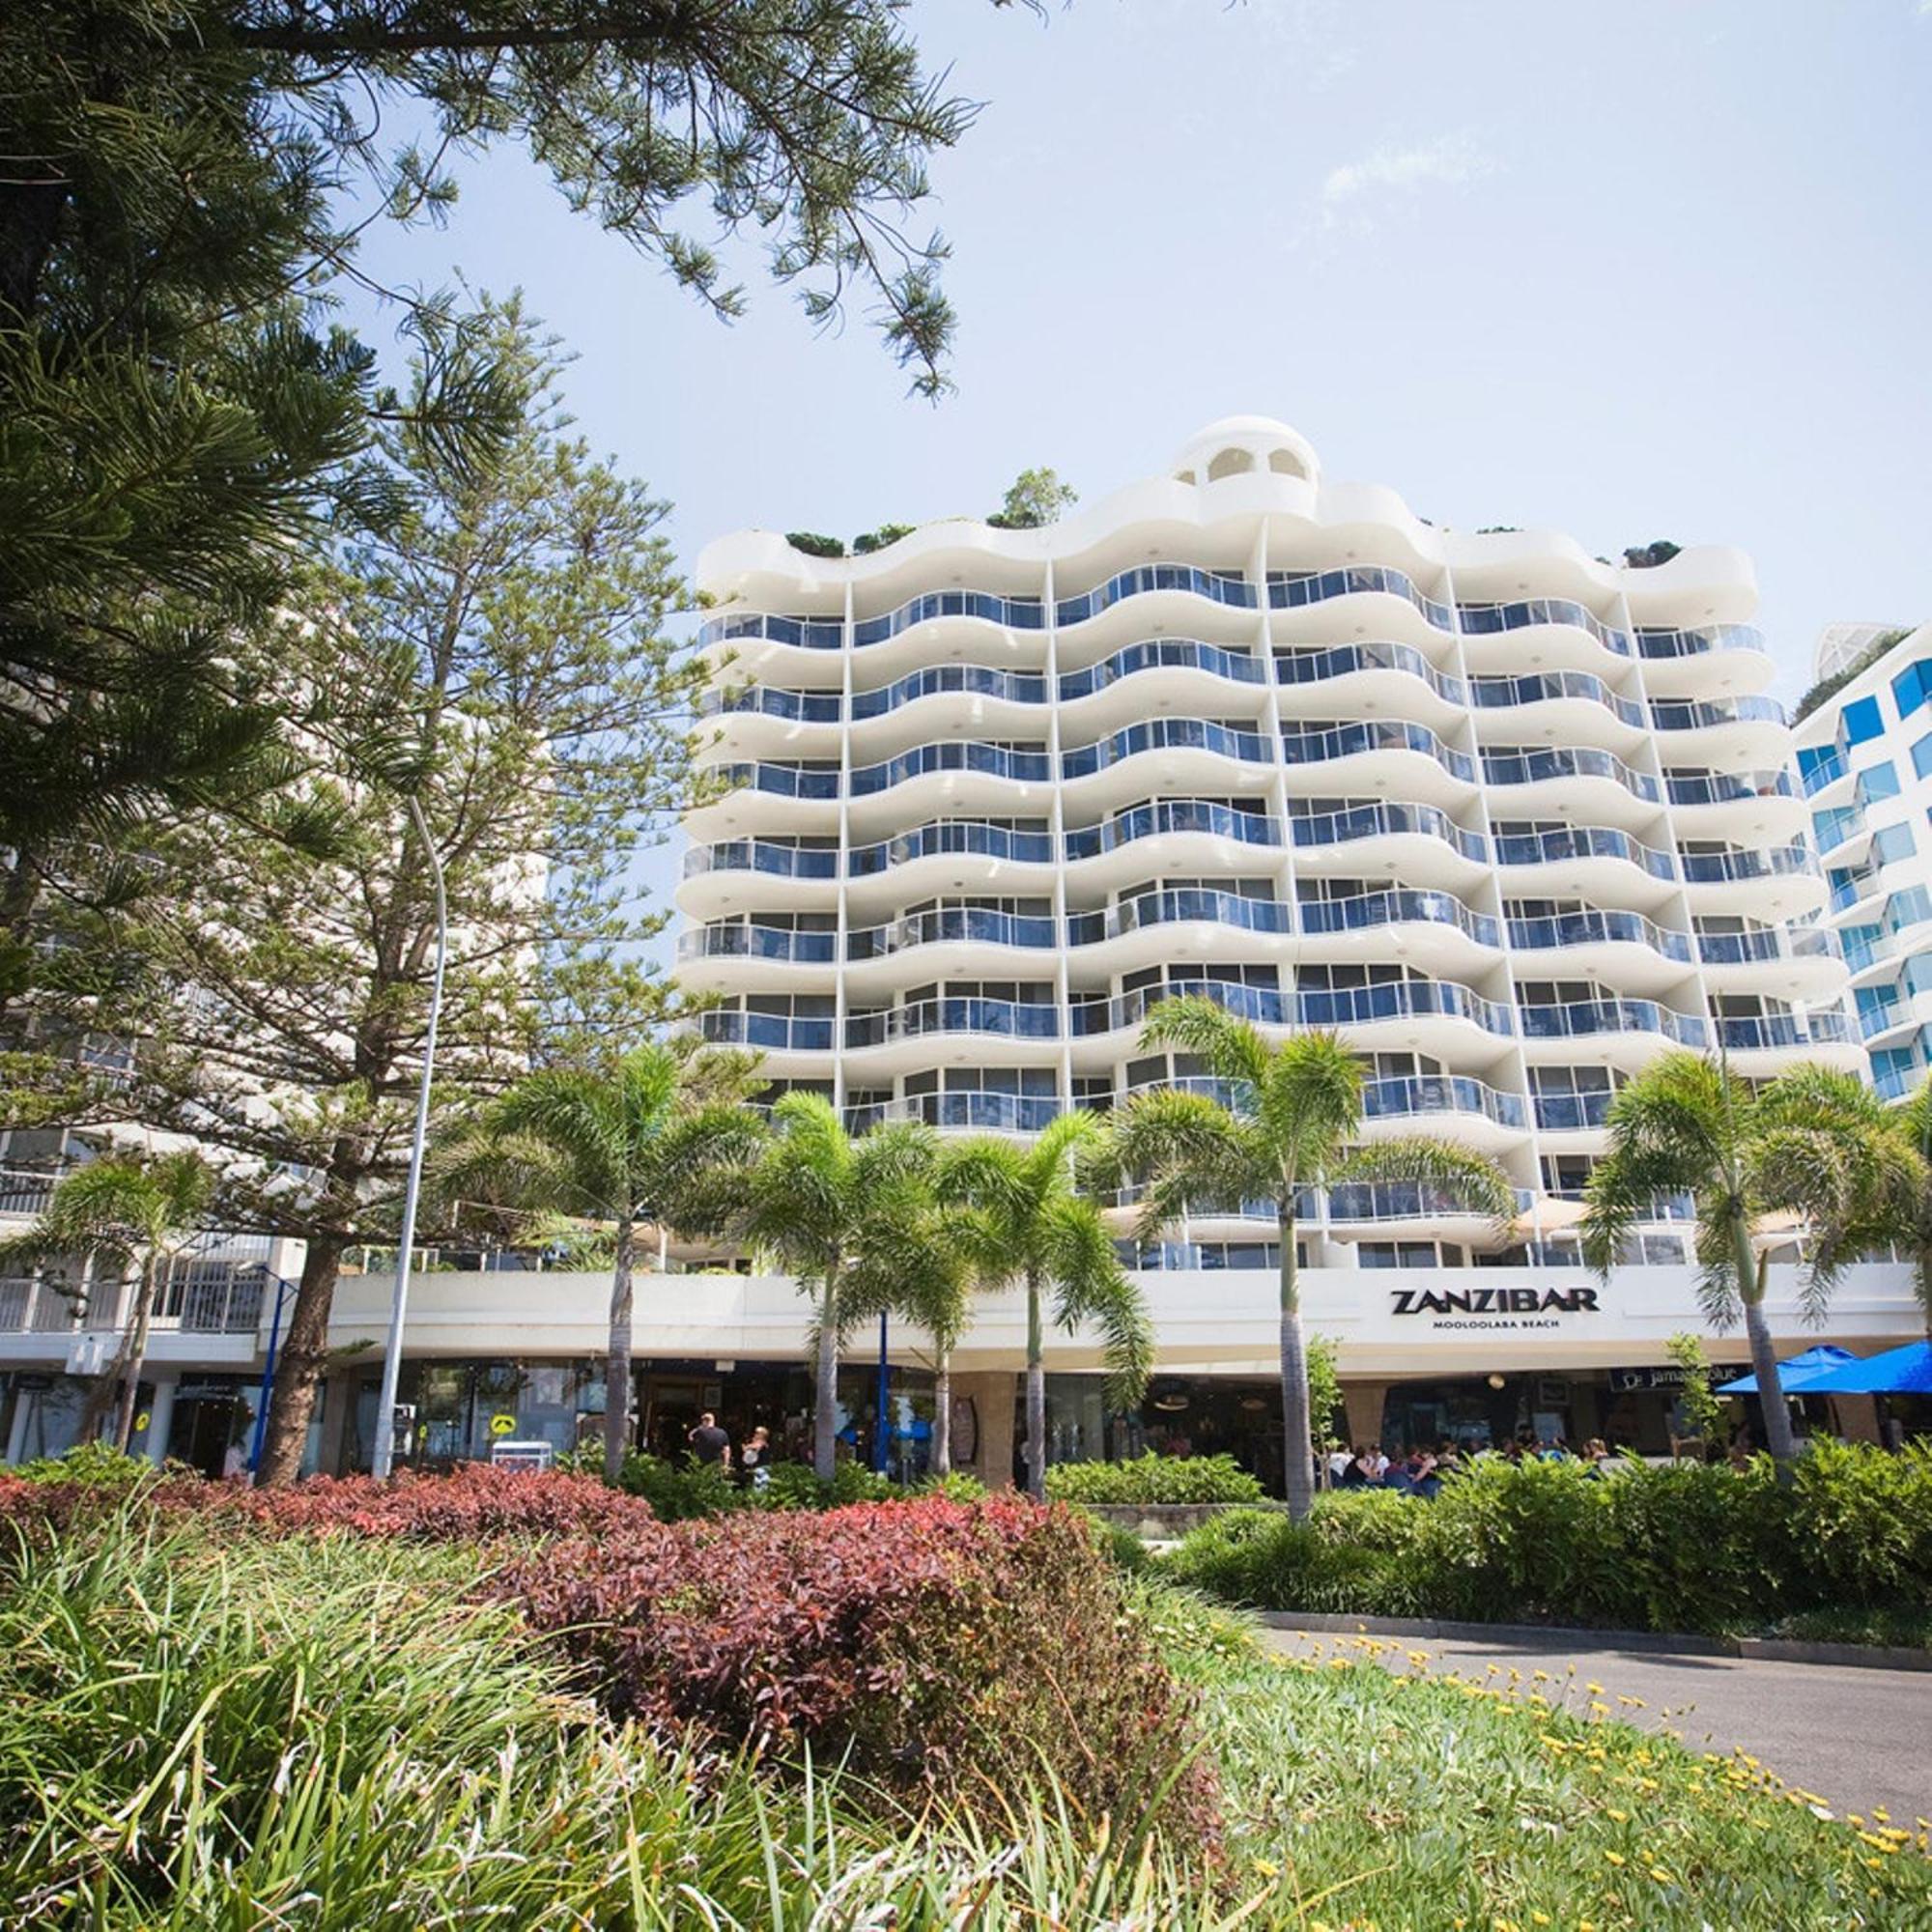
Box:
left=1342, top=1380, right=1389, bottom=1451
left=4, top=1383, right=31, bottom=1465
left=951, top=1371, right=1017, bottom=1490
left=142, top=1373, right=179, bottom=1467
left=316, top=1370, right=357, bottom=1476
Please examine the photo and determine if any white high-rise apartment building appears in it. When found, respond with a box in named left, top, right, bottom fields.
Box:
left=1794, top=621, right=1932, bottom=1101
left=682, top=415, right=1858, bottom=1268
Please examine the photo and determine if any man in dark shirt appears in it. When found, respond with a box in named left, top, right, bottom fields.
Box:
left=687, top=1411, right=730, bottom=1468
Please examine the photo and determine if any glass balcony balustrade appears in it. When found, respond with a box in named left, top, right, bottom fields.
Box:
left=1295, top=979, right=1516, bottom=1037
left=1326, top=1181, right=1533, bottom=1223
left=1292, top=801, right=1489, bottom=863
left=845, top=904, right=1059, bottom=958
left=1058, top=639, right=1264, bottom=699
left=1268, top=565, right=1455, bottom=631
left=684, top=840, right=840, bottom=881
left=1696, top=926, right=1841, bottom=967
left=1802, top=752, right=1849, bottom=797
left=1280, top=720, right=1475, bottom=781
left=1457, top=598, right=1630, bottom=656
left=1491, top=825, right=1676, bottom=878
left=1719, top=1011, right=1852, bottom=1050
left=1471, top=671, right=1645, bottom=728
left=1273, top=640, right=1465, bottom=704
left=1361, top=1074, right=1527, bottom=1130
left=849, top=1091, right=1061, bottom=1134
left=847, top=820, right=1056, bottom=875
left=1507, top=909, right=1692, bottom=962
left=1063, top=799, right=1282, bottom=859
left=698, top=1009, right=837, bottom=1052
left=701, top=686, right=843, bottom=724
left=699, top=611, right=843, bottom=652
left=678, top=924, right=838, bottom=966
left=1531, top=1090, right=1614, bottom=1131
left=1665, top=770, right=1796, bottom=808
left=853, top=589, right=1045, bottom=645
left=1482, top=747, right=1661, bottom=802
left=850, top=663, right=1047, bottom=718
left=1518, top=998, right=1706, bottom=1046
left=714, top=763, right=842, bottom=801
left=849, top=741, right=1052, bottom=796
left=1062, top=717, right=1271, bottom=778
left=1649, top=695, right=1787, bottom=731
left=1066, top=887, right=1293, bottom=946
left=1678, top=846, right=1816, bottom=885
left=1056, top=563, right=1257, bottom=626
left=1301, top=889, right=1500, bottom=949
left=845, top=997, right=1061, bottom=1048
left=1071, top=979, right=1287, bottom=1036
left=1634, top=624, right=1767, bottom=660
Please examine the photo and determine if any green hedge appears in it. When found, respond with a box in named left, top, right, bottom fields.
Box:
left=1044, top=1453, right=1264, bottom=1506
left=1161, top=1442, right=1932, bottom=1638
left=556, top=1449, right=985, bottom=1520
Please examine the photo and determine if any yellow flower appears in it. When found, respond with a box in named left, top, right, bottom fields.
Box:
left=1649, top=1866, right=1673, bottom=1885
left=1872, top=1806, right=1889, bottom=1822
left=1606, top=1808, right=1629, bottom=1822
left=1251, top=1858, right=1280, bottom=1879
left=1530, top=1915, right=1551, bottom=1927
left=1604, top=1851, right=1625, bottom=1867
left=1585, top=1681, right=1605, bottom=1694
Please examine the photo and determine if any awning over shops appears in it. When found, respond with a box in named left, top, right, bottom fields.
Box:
left=1792, top=1341, right=1932, bottom=1397
left=1717, top=1345, right=1858, bottom=1396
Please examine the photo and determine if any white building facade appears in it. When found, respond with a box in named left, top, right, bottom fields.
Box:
left=1794, top=621, right=1932, bottom=1103
left=1, top=420, right=1920, bottom=1484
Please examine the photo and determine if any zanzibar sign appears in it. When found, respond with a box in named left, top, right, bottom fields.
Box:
left=1389, top=1285, right=1602, bottom=1330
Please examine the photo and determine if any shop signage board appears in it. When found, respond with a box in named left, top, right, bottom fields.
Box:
left=1388, top=1285, right=1603, bottom=1328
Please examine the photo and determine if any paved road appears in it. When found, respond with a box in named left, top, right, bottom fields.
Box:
left=1256, top=1627, right=1932, bottom=1829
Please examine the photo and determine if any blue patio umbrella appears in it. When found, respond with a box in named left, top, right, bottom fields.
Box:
left=1791, top=1340, right=1932, bottom=1397
left=1717, top=1345, right=1859, bottom=1396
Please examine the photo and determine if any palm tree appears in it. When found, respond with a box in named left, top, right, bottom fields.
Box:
left=935, top=1112, right=1153, bottom=1501
left=698, top=1094, right=952, bottom=1482
left=433, top=1043, right=762, bottom=1480
left=1580, top=1053, right=1918, bottom=1461
left=0, top=1151, right=214, bottom=1452
left=1107, top=998, right=1517, bottom=1519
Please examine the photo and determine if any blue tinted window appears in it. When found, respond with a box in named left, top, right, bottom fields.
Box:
left=1861, top=760, right=1902, bottom=802
left=1841, top=696, right=1884, bottom=747
left=1873, top=821, right=1917, bottom=868
left=1798, top=742, right=1837, bottom=781
left=1915, top=733, right=1932, bottom=781
left=1890, top=884, right=1932, bottom=930
left=1893, top=659, right=1932, bottom=722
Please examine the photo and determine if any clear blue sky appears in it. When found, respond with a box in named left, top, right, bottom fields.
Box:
left=345, top=0, right=1932, bottom=958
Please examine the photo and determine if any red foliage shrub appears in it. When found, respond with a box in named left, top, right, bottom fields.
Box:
left=501, top=1495, right=1221, bottom=1848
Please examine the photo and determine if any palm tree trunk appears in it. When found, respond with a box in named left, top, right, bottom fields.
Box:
left=931, top=1347, right=952, bottom=1478
left=1278, top=1209, right=1315, bottom=1520
left=812, top=1277, right=839, bottom=1483
left=257, top=1233, right=345, bottom=1488
left=603, top=1215, right=636, bottom=1483
left=1918, top=1246, right=1932, bottom=1340
left=1735, top=1214, right=1797, bottom=1461
left=112, top=1254, right=158, bottom=1454
left=1024, top=1269, right=1045, bottom=1502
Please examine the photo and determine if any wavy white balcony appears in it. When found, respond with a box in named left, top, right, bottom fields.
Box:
left=1482, top=747, right=1662, bottom=811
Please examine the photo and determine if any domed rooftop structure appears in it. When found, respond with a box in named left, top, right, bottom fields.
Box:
left=1168, top=416, right=1319, bottom=488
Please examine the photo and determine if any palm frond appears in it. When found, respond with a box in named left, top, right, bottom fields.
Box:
left=1337, top=1134, right=1518, bottom=1241
left=1137, top=995, right=1270, bottom=1094
left=1041, top=1196, right=1153, bottom=1409
left=1256, top=1031, right=1362, bottom=1179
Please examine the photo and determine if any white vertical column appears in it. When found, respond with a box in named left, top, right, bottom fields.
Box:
left=142, top=1372, right=179, bottom=1467
left=833, top=579, right=856, bottom=1117
left=1253, top=520, right=1296, bottom=1012
left=1042, top=556, right=1074, bottom=1115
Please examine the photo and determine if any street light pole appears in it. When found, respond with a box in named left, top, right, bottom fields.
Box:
left=372, top=795, right=447, bottom=1480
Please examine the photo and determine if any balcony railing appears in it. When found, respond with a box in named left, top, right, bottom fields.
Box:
left=1063, top=717, right=1271, bottom=779
left=684, top=840, right=839, bottom=882
left=1059, top=639, right=1264, bottom=699
left=1457, top=598, right=1630, bottom=656
left=851, top=662, right=1046, bottom=718
left=1472, top=670, right=1645, bottom=728
left=0, top=1165, right=62, bottom=1219
left=1696, top=926, right=1841, bottom=968
left=1267, top=564, right=1456, bottom=632
left=1719, top=1011, right=1852, bottom=1051
left=1295, top=978, right=1516, bottom=1037
left=1482, top=746, right=1660, bottom=802
left=847, top=1091, right=1061, bottom=1134
left=1492, top=824, right=1676, bottom=879
left=854, top=589, right=1045, bottom=644
left=1281, top=719, right=1475, bottom=781
left=848, top=820, right=1055, bottom=874
left=1802, top=752, right=1849, bottom=797
left=1665, top=770, right=1796, bottom=808
left=1292, top=801, right=1488, bottom=864
left=702, top=685, right=843, bottom=724
left=1064, top=798, right=1281, bottom=859
left=1057, top=563, right=1256, bottom=626
left=1067, top=888, right=1293, bottom=946
left=698, top=1010, right=836, bottom=1052
left=1649, top=695, right=1787, bottom=731
left=678, top=924, right=838, bottom=966
left=1301, top=889, right=1500, bottom=950
left=1532, top=1090, right=1615, bottom=1131
left=1507, top=909, right=1692, bottom=962
left=699, top=611, right=843, bottom=652
left=846, top=905, right=1058, bottom=958
left=1273, top=640, right=1464, bottom=704
left=1072, top=979, right=1286, bottom=1037
left=1362, top=1074, right=1528, bottom=1131
left=845, top=997, right=1061, bottom=1048
left=714, top=762, right=841, bottom=801
left=1678, top=845, right=1815, bottom=886
left=1519, top=999, right=1707, bottom=1046
left=850, top=740, right=1052, bottom=796
left=1634, top=624, right=1766, bottom=660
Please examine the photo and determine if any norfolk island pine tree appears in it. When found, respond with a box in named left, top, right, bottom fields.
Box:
left=1105, top=998, right=1516, bottom=1520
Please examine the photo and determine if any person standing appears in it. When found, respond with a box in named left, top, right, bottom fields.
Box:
left=687, top=1410, right=730, bottom=1469
left=738, top=1424, right=773, bottom=1492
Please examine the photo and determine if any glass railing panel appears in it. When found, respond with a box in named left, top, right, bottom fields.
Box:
left=1293, top=980, right=1514, bottom=1036
left=852, top=589, right=1045, bottom=645
left=1531, top=1091, right=1614, bottom=1131
left=1491, top=826, right=1675, bottom=878
left=1361, top=1074, right=1527, bottom=1129
left=1062, top=717, right=1272, bottom=779
left=684, top=841, right=840, bottom=880
left=699, top=1010, right=836, bottom=1051
left=1302, top=890, right=1499, bottom=948
left=1519, top=1000, right=1706, bottom=1045
left=1291, top=801, right=1489, bottom=862
left=1481, top=748, right=1660, bottom=801
left=1665, top=770, right=1796, bottom=807
left=846, top=998, right=1062, bottom=1045
left=1272, top=640, right=1465, bottom=704
left=713, top=763, right=842, bottom=801
left=847, top=906, right=1061, bottom=958
left=699, top=611, right=844, bottom=652
left=1065, top=799, right=1282, bottom=858
left=679, top=925, right=838, bottom=965
left=1266, top=565, right=1455, bottom=631
left=1634, top=624, right=1767, bottom=660
left=847, top=821, right=1056, bottom=874
left=849, top=741, right=1052, bottom=796
left=1067, top=888, right=1294, bottom=945
left=1056, top=564, right=1257, bottom=627
left=1801, top=753, right=1849, bottom=797
left=1280, top=721, right=1475, bottom=781
left=701, top=687, right=844, bottom=724
left=1456, top=599, right=1630, bottom=655
left=1650, top=696, right=1788, bottom=731
left=850, top=664, right=1047, bottom=717
left=1508, top=910, right=1691, bottom=961
left=1058, top=639, right=1265, bottom=699
left=1679, top=846, right=1815, bottom=885
left=1470, top=671, right=1645, bottom=726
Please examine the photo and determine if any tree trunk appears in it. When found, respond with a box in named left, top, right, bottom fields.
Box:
left=1024, top=1270, right=1045, bottom=1502
left=111, top=1254, right=159, bottom=1454
left=813, top=1278, right=840, bottom=1483
left=1278, top=1210, right=1316, bottom=1520
left=931, top=1347, right=952, bottom=1478
left=256, top=1233, right=345, bottom=1487
left=1736, top=1216, right=1797, bottom=1461
left=1918, top=1246, right=1932, bottom=1339
left=603, top=1215, right=636, bottom=1482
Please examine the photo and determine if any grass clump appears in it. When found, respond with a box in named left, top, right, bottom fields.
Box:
left=1045, top=1452, right=1265, bottom=1506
